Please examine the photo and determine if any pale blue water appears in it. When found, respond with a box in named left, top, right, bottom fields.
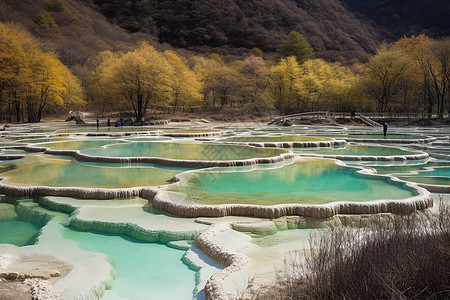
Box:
left=81, top=142, right=287, bottom=160
left=294, top=145, right=419, bottom=156
left=63, top=229, right=196, bottom=300
left=0, top=220, right=40, bottom=246
left=176, top=160, right=417, bottom=205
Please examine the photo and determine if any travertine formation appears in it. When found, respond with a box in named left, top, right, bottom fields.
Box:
left=345, top=137, right=437, bottom=144
left=299, top=152, right=429, bottom=162
left=217, top=139, right=346, bottom=149
left=195, top=223, right=249, bottom=300
left=22, top=145, right=295, bottom=168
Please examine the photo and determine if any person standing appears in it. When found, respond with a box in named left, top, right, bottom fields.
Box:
left=96, top=119, right=100, bottom=132
left=383, top=122, right=388, bottom=137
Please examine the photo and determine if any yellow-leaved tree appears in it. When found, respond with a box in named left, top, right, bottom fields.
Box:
left=89, top=43, right=173, bottom=121
left=164, top=50, right=202, bottom=113
left=270, top=56, right=302, bottom=114
left=0, top=22, right=84, bottom=122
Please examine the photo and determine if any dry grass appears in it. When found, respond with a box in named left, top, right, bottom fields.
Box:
left=260, top=202, right=450, bottom=300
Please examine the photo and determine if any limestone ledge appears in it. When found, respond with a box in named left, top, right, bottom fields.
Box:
left=214, top=139, right=346, bottom=149
left=345, top=137, right=437, bottom=144
left=35, top=196, right=204, bottom=244
left=163, top=132, right=222, bottom=138
left=85, top=130, right=164, bottom=137
left=417, top=183, right=450, bottom=193
left=0, top=181, right=143, bottom=199
left=0, top=154, right=25, bottom=160
left=23, top=145, right=294, bottom=168
left=151, top=189, right=433, bottom=219
left=297, top=152, right=429, bottom=162
left=195, top=223, right=249, bottom=300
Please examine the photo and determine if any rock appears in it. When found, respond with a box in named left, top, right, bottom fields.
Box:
left=5, top=272, right=19, bottom=280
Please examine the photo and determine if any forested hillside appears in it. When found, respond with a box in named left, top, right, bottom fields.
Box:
left=342, top=0, right=450, bottom=40
left=80, top=0, right=382, bottom=61
left=0, top=0, right=155, bottom=66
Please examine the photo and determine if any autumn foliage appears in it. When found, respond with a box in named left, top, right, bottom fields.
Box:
left=1, top=20, right=449, bottom=122
left=0, top=22, right=84, bottom=122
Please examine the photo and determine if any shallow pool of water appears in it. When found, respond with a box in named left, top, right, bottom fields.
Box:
left=62, top=228, right=196, bottom=300
left=220, top=136, right=332, bottom=143
left=335, top=134, right=427, bottom=140
left=294, top=145, right=421, bottom=156
left=0, top=220, right=40, bottom=246
left=36, top=140, right=126, bottom=151
left=399, top=176, right=450, bottom=185
left=81, top=142, right=289, bottom=161
left=373, top=161, right=450, bottom=175
left=1, top=155, right=190, bottom=188
left=173, top=159, right=417, bottom=205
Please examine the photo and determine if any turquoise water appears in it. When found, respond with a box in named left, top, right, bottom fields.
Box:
left=63, top=229, right=196, bottom=300
left=294, top=145, right=421, bottom=156
left=399, top=176, right=450, bottom=185
left=0, top=220, right=40, bottom=246
left=336, top=134, right=427, bottom=140
left=175, top=160, right=417, bottom=205
left=37, top=140, right=125, bottom=151
left=220, top=136, right=332, bottom=143
left=81, top=142, right=288, bottom=160
left=374, top=161, right=450, bottom=175
left=2, top=155, right=189, bottom=188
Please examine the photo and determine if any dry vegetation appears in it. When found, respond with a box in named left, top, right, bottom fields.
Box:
left=259, top=202, right=450, bottom=300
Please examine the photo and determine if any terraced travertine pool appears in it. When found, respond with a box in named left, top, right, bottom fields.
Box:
left=0, top=220, right=41, bottom=246
left=0, top=154, right=191, bottom=188
left=294, top=144, right=422, bottom=156
left=171, top=159, right=418, bottom=205
left=80, top=142, right=289, bottom=161
left=219, top=135, right=333, bottom=142
left=0, top=122, right=446, bottom=300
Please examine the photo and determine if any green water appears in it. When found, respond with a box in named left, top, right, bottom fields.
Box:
left=37, top=140, right=125, bottom=151
left=54, top=127, right=161, bottom=134
left=62, top=229, right=196, bottom=300
left=294, top=145, right=420, bottom=156
left=1, top=155, right=188, bottom=188
left=162, top=129, right=218, bottom=133
left=335, top=134, right=427, bottom=140
left=399, top=176, right=450, bottom=185
left=81, top=142, right=289, bottom=161
left=373, top=161, right=450, bottom=175
left=18, top=137, right=74, bottom=144
left=0, top=220, right=40, bottom=246
left=175, top=160, right=417, bottom=205
left=221, top=136, right=332, bottom=143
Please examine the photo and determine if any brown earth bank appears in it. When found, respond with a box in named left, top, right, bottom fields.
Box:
left=0, top=280, right=32, bottom=300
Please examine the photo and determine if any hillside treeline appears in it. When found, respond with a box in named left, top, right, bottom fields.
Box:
left=81, top=0, right=381, bottom=61
left=1, top=23, right=449, bottom=123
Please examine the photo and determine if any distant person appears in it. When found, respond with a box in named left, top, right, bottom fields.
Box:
left=141, top=117, right=144, bottom=126
left=351, top=109, right=355, bottom=118
left=115, top=121, right=120, bottom=127
left=383, top=122, right=388, bottom=137
left=131, top=116, right=134, bottom=126
left=96, top=119, right=100, bottom=132
left=107, top=118, right=111, bottom=131
left=120, top=117, right=124, bottom=129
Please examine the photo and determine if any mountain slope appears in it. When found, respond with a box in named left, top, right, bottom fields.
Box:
left=0, top=0, right=156, bottom=66
left=341, top=0, right=450, bottom=40
left=80, top=0, right=383, bottom=60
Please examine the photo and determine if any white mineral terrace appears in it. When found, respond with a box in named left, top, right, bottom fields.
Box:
left=0, top=122, right=449, bottom=300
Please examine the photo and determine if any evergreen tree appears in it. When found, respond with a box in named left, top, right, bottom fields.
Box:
left=275, top=31, right=313, bottom=64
